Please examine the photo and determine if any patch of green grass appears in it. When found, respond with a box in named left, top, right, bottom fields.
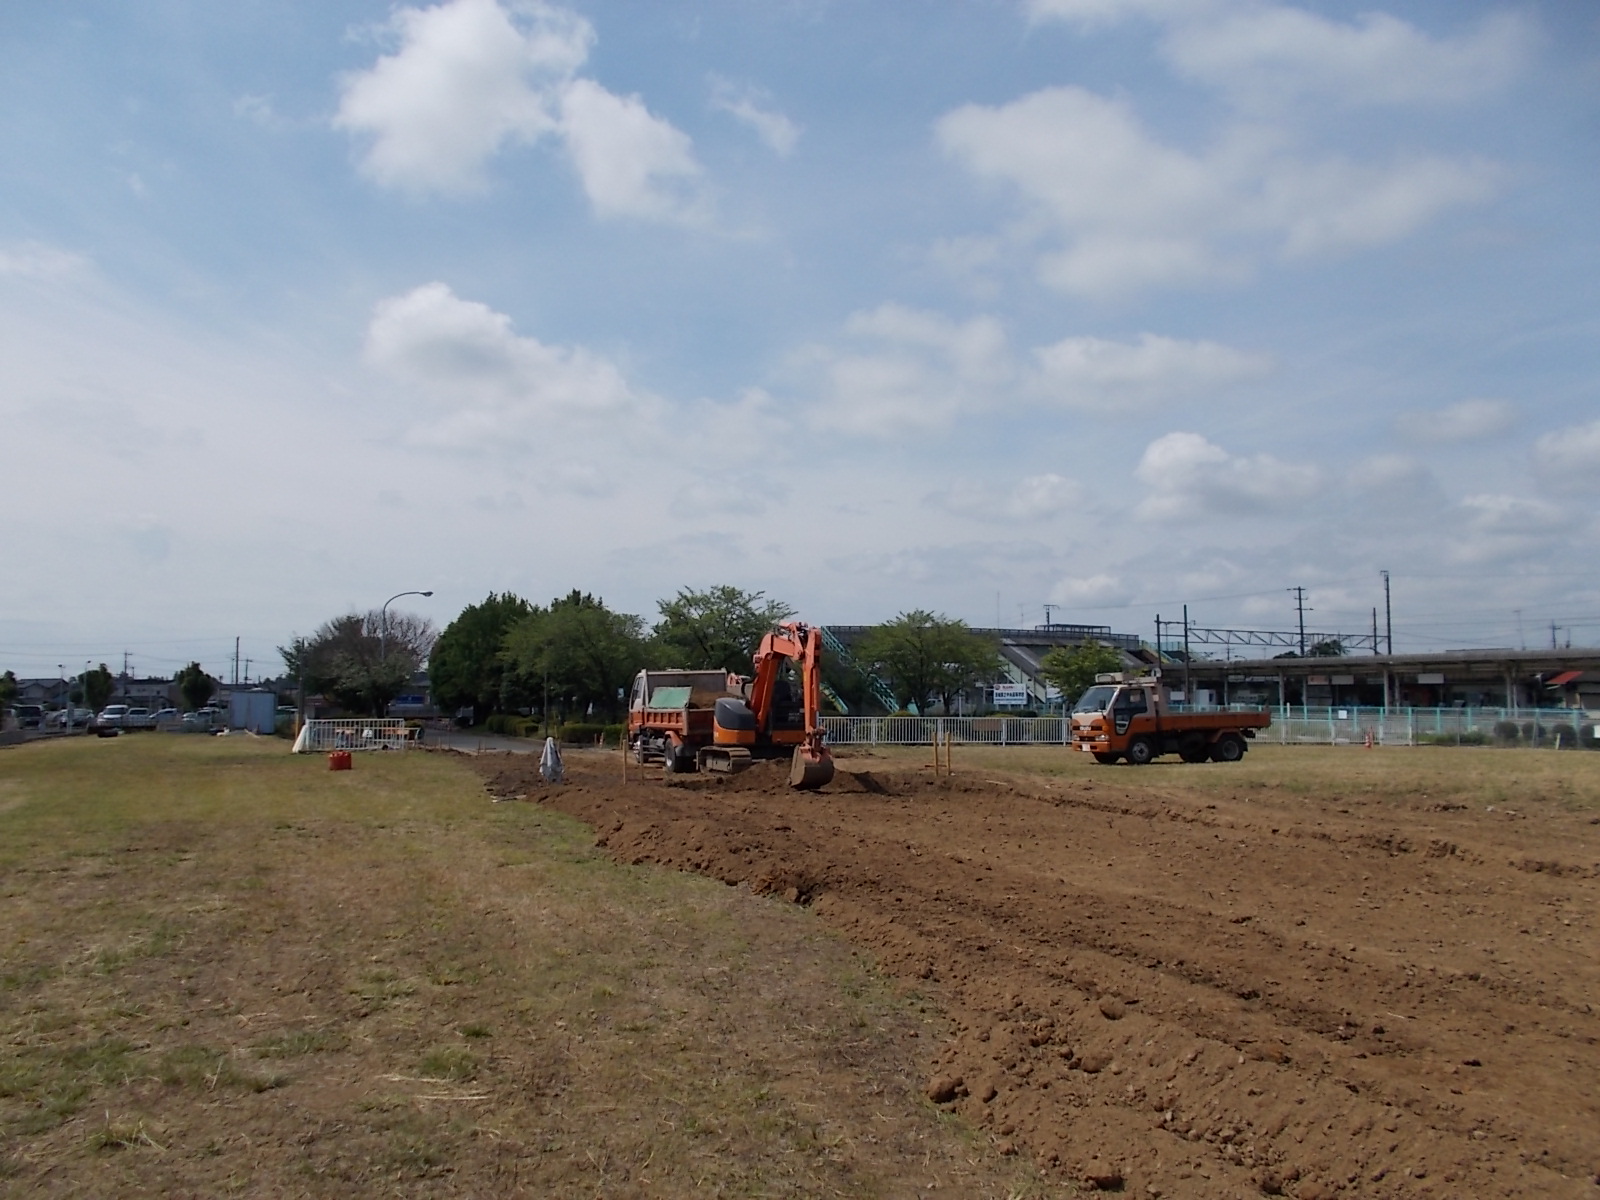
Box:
left=457, top=1021, right=492, bottom=1039
left=154, top=1043, right=284, bottom=1091
left=252, top=1028, right=344, bottom=1058
left=417, top=1045, right=478, bottom=1081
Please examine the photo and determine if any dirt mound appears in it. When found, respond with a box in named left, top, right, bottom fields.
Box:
left=470, top=752, right=1600, bottom=1198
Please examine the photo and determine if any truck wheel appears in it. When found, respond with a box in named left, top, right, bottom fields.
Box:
left=1178, top=734, right=1209, bottom=763
left=1092, top=752, right=1120, bottom=765
left=1210, top=735, right=1245, bottom=763
left=662, top=743, right=685, bottom=773
left=1126, top=737, right=1156, bottom=766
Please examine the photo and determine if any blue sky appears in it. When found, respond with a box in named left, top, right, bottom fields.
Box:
left=1, top=0, right=1597, bottom=681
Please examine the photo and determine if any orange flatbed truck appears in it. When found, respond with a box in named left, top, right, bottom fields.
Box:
left=1069, top=672, right=1271, bottom=765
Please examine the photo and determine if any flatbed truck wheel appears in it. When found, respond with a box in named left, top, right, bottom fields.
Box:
left=1092, top=752, right=1120, bottom=765
left=1126, top=737, right=1156, bottom=766
left=1210, top=734, right=1245, bottom=763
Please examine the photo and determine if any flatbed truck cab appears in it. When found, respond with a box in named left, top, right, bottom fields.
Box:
left=1069, top=672, right=1270, bottom=765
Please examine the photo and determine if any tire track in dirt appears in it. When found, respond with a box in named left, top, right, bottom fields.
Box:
left=473, top=754, right=1600, bottom=1198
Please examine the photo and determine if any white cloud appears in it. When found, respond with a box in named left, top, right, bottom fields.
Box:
left=1532, top=419, right=1600, bottom=493
left=805, top=304, right=1014, bottom=434
left=1029, top=332, right=1270, bottom=408
left=0, top=241, right=89, bottom=282
left=1348, top=454, right=1435, bottom=496
left=1133, top=431, right=1321, bottom=520
left=365, top=282, right=642, bottom=449
left=334, top=0, right=578, bottom=194
left=1025, top=0, right=1208, bottom=27
left=935, top=473, right=1080, bottom=522
left=1460, top=492, right=1572, bottom=537
left=335, top=0, right=704, bottom=221
left=937, top=84, right=1499, bottom=297
left=1048, top=572, right=1129, bottom=607
left=1027, top=1, right=1535, bottom=109
left=1395, top=397, right=1515, bottom=443
left=1161, top=8, right=1535, bottom=109
left=709, top=78, right=800, bottom=156
left=233, top=94, right=283, bottom=129
left=797, top=305, right=1269, bottom=432
left=558, top=79, right=704, bottom=221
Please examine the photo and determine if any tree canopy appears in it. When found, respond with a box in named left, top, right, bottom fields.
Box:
left=1038, top=642, right=1125, bottom=705
left=653, top=585, right=795, bottom=674
left=855, top=611, right=999, bottom=713
left=501, top=591, right=647, bottom=724
left=428, top=592, right=535, bottom=718
left=279, top=609, right=436, bottom=716
left=82, top=665, right=114, bottom=713
left=174, top=662, right=215, bottom=712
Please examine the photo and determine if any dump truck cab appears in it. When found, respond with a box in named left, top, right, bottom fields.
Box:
left=1070, top=671, right=1270, bottom=765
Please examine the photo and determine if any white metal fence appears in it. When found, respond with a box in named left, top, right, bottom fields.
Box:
left=292, top=718, right=411, bottom=752
left=822, top=708, right=1600, bottom=750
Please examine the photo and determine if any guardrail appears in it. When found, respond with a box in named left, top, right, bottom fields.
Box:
left=292, top=718, right=411, bottom=752
left=823, top=707, right=1600, bottom=749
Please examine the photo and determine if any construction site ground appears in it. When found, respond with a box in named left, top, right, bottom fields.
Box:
left=477, top=742, right=1600, bottom=1198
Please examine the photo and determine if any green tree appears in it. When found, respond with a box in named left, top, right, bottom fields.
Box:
left=0, top=669, right=16, bottom=708
left=279, top=609, right=436, bottom=716
left=855, top=611, right=999, bottom=713
left=1308, top=638, right=1345, bottom=657
left=428, top=592, right=535, bottom=718
left=1038, top=642, right=1125, bottom=706
left=653, top=585, right=796, bottom=673
left=82, top=664, right=114, bottom=713
left=502, top=591, right=648, bottom=726
left=174, top=662, right=215, bottom=712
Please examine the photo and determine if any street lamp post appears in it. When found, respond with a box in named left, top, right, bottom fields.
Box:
left=380, top=590, right=434, bottom=661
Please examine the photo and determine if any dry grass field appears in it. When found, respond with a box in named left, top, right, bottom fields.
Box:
left=0, top=735, right=1058, bottom=1198
left=7, top=734, right=1600, bottom=1198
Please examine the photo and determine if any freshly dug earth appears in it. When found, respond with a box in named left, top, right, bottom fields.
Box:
left=477, top=747, right=1600, bottom=1198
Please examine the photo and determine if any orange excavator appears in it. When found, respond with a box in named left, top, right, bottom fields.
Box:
left=626, top=620, right=835, bottom=790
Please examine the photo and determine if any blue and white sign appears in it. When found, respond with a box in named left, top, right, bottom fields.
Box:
left=992, top=684, right=1030, bottom=708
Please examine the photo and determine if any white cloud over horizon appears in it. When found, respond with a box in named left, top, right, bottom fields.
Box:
left=1133, top=431, right=1323, bottom=520
left=938, top=84, right=1500, bottom=297
left=335, top=0, right=706, bottom=221
left=365, top=282, right=646, bottom=449
left=1395, top=397, right=1517, bottom=443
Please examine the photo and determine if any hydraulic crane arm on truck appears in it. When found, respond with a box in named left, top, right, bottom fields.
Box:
left=1070, top=672, right=1270, bottom=765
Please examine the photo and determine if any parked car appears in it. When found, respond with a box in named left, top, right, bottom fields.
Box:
left=11, top=704, right=44, bottom=729
left=96, top=704, right=130, bottom=736
left=151, top=708, right=180, bottom=728
left=124, top=707, right=154, bottom=730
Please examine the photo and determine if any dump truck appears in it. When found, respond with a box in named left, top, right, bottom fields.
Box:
left=1069, top=671, right=1270, bottom=765
left=627, top=621, right=835, bottom=789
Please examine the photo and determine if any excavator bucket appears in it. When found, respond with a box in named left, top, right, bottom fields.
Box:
left=789, top=745, right=835, bottom=790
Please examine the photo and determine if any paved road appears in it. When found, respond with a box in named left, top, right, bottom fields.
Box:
left=425, top=728, right=540, bottom=754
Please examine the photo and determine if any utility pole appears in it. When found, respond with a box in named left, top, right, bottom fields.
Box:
left=1371, top=607, right=1379, bottom=655
left=1551, top=622, right=1560, bottom=651
left=1154, top=614, right=1164, bottom=659
left=1043, top=603, right=1056, bottom=628
left=122, top=651, right=130, bottom=678
left=1381, top=569, right=1393, bottom=655
left=233, top=637, right=240, bottom=686
left=1182, top=603, right=1192, bottom=707
left=244, top=658, right=252, bottom=685
left=1289, top=587, right=1308, bottom=656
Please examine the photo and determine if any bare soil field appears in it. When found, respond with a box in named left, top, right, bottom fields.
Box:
left=0, top=737, right=1057, bottom=1198
left=477, top=743, right=1600, bottom=1198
